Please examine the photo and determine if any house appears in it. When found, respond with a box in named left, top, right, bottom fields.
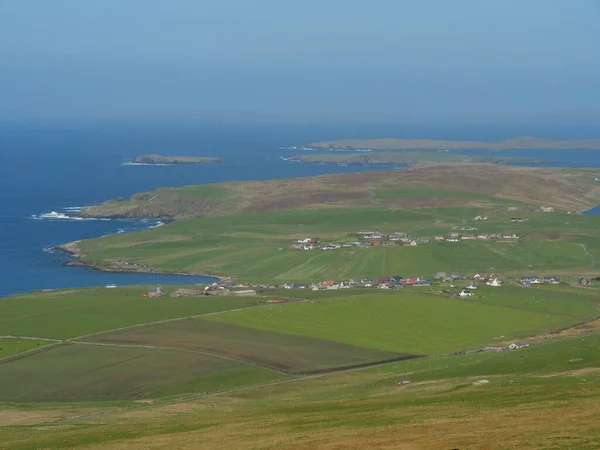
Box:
left=477, top=234, right=489, bottom=240
left=458, top=289, right=473, bottom=297
left=435, top=272, right=447, bottom=280
left=487, top=278, right=502, bottom=287
left=449, top=232, right=460, bottom=238
left=510, top=217, right=524, bottom=223
left=388, top=234, right=400, bottom=241
left=434, top=235, right=445, bottom=241
left=465, top=284, right=477, bottom=290
left=148, top=286, right=164, bottom=297
left=408, top=240, right=418, bottom=246
left=446, top=238, right=459, bottom=242
left=461, top=235, right=476, bottom=240
left=474, top=215, right=488, bottom=221
left=539, top=206, right=554, bottom=212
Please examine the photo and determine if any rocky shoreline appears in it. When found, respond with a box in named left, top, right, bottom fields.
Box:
left=55, top=241, right=226, bottom=282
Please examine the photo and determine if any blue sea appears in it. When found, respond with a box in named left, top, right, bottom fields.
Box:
left=2, top=121, right=600, bottom=297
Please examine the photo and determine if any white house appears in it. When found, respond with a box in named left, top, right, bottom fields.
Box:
left=459, top=290, right=473, bottom=297
left=466, top=284, right=477, bottom=290
left=487, top=278, right=502, bottom=287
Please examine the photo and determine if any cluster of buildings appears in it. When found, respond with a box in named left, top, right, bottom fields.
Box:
left=520, top=275, right=560, bottom=286
left=290, top=229, right=523, bottom=252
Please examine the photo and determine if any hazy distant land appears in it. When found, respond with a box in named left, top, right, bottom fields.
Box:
left=308, top=137, right=600, bottom=151
left=134, top=154, right=223, bottom=165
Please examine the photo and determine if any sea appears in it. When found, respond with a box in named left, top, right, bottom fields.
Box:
left=2, top=120, right=600, bottom=298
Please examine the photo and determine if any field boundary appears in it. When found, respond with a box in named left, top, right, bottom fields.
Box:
left=71, top=341, right=294, bottom=376
left=70, top=298, right=309, bottom=342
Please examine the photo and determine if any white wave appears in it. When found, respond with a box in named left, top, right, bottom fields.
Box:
left=30, top=211, right=111, bottom=221
left=148, top=221, right=165, bottom=229
left=63, top=206, right=83, bottom=211
left=121, top=162, right=176, bottom=166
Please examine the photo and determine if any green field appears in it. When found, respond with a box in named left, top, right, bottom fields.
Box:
left=0, top=344, right=284, bottom=402
left=2, top=334, right=599, bottom=449
left=75, top=206, right=597, bottom=283
left=208, top=291, right=586, bottom=354
left=0, top=287, right=263, bottom=339
left=0, top=338, right=54, bottom=359
left=84, top=319, right=407, bottom=374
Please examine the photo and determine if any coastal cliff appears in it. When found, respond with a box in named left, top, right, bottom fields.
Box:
left=133, top=154, right=223, bottom=165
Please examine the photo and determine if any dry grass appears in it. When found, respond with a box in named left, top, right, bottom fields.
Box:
left=82, top=164, right=600, bottom=219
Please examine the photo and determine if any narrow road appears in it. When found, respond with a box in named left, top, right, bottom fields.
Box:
left=576, top=243, right=595, bottom=267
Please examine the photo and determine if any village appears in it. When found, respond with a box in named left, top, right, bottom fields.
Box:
left=289, top=228, right=522, bottom=251
left=133, top=272, right=566, bottom=298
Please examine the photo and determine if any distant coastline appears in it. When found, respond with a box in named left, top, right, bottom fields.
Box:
left=308, top=137, right=600, bottom=151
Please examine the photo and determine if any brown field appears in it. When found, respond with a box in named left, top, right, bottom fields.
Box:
left=83, top=319, right=410, bottom=374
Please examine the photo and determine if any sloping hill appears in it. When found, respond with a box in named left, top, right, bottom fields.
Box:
left=79, top=164, right=600, bottom=219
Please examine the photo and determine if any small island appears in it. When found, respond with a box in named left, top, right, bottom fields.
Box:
left=133, top=154, right=223, bottom=165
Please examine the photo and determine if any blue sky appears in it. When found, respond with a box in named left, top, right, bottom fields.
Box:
left=1, top=0, right=599, bottom=122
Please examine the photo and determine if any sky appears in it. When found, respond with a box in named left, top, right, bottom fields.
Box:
left=1, top=0, right=599, bottom=123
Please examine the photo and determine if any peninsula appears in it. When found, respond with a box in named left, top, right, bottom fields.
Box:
left=133, top=154, right=223, bottom=165
left=294, top=152, right=553, bottom=166
left=308, top=136, right=600, bottom=151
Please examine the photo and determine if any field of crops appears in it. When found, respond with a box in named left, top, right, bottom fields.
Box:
left=0, top=344, right=284, bottom=402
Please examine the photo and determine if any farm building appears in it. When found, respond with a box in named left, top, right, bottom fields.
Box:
left=148, top=286, right=164, bottom=298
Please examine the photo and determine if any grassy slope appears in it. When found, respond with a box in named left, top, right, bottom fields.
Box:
left=0, top=286, right=264, bottom=339
left=79, top=164, right=600, bottom=219
left=3, top=335, right=600, bottom=449
left=75, top=207, right=596, bottom=283
left=208, top=291, right=590, bottom=354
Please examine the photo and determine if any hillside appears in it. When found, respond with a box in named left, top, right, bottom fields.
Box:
left=308, top=136, right=600, bottom=150
left=79, top=164, right=600, bottom=219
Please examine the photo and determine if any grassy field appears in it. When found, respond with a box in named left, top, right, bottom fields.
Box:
left=208, top=291, right=588, bottom=354
left=0, top=287, right=265, bottom=339
left=84, top=319, right=407, bottom=374
left=0, top=338, right=54, bottom=359
left=0, top=344, right=284, bottom=402
left=2, top=335, right=599, bottom=449
left=75, top=206, right=598, bottom=283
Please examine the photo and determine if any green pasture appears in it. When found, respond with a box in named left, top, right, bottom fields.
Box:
left=86, top=319, right=405, bottom=374
left=0, top=287, right=262, bottom=340
left=0, top=338, right=54, bottom=359
left=0, top=344, right=283, bottom=402
left=75, top=206, right=596, bottom=283
left=208, top=292, right=581, bottom=354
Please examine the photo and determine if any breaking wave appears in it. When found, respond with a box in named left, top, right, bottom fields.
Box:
left=30, top=211, right=112, bottom=221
